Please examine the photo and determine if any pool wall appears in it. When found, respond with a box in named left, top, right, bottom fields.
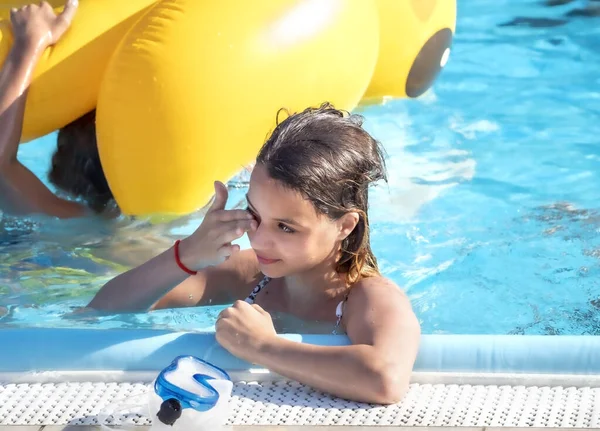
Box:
left=1, top=329, right=599, bottom=377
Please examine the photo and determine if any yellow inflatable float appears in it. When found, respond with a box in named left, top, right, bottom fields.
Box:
left=0, top=0, right=157, bottom=142
left=0, top=0, right=456, bottom=217
left=97, top=0, right=380, bottom=215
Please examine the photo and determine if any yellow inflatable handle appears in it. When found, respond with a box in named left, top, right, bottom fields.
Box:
left=0, top=0, right=158, bottom=143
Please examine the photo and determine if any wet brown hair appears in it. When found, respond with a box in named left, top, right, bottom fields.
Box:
left=256, top=102, right=387, bottom=285
left=49, top=110, right=114, bottom=213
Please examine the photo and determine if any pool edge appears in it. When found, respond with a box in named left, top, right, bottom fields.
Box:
left=1, top=328, right=599, bottom=375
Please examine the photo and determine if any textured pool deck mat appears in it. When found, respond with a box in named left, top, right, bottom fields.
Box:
left=1, top=377, right=600, bottom=428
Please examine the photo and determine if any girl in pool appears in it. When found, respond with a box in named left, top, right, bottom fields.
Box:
left=89, top=104, right=421, bottom=404
left=0, top=0, right=114, bottom=219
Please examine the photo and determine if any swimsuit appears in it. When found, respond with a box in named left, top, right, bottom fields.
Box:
left=244, top=276, right=345, bottom=333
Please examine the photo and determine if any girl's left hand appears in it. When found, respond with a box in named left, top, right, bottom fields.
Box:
left=10, top=0, right=78, bottom=49
left=215, top=300, right=276, bottom=362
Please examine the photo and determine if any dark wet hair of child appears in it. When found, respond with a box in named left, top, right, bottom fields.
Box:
left=49, top=110, right=114, bottom=213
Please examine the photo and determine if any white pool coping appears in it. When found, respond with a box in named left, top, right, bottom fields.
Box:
left=1, top=372, right=599, bottom=428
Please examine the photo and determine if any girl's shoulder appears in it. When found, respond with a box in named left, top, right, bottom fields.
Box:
left=345, top=275, right=415, bottom=318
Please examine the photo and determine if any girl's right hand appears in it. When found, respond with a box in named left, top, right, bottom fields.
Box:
left=178, top=181, right=256, bottom=271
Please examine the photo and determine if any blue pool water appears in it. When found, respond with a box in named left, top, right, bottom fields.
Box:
left=1, top=0, right=600, bottom=335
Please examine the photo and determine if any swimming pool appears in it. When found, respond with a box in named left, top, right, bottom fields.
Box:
left=2, top=0, right=600, bottom=336
left=2, top=0, right=600, bottom=428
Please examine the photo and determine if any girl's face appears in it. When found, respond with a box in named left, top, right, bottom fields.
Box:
left=246, top=164, right=347, bottom=278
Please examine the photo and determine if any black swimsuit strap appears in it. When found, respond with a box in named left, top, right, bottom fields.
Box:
left=244, top=276, right=271, bottom=304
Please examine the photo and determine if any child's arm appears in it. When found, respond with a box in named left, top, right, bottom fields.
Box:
left=216, top=277, right=421, bottom=404
left=0, top=0, right=85, bottom=218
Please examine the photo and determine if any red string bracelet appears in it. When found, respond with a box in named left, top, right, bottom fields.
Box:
left=174, top=239, right=198, bottom=276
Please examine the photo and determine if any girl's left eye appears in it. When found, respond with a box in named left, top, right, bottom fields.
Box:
left=279, top=223, right=295, bottom=234
left=246, top=206, right=294, bottom=233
